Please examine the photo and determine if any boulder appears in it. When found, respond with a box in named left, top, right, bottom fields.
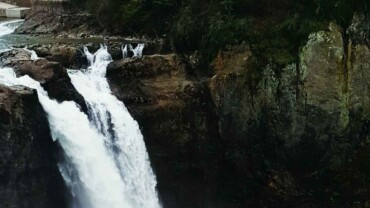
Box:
left=0, top=48, right=87, bottom=112
left=15, top=11, right=95, bottom=35
left=29, top=44, right=85, bottom=68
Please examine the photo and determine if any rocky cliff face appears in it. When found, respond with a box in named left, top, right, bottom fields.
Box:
left=207, top=21, right=370, bottom=206
left=0, top=84, right=67, bottom=208
left=106, top=19, right=370, bottom=207
left=1, top=15, right=370, bottom=208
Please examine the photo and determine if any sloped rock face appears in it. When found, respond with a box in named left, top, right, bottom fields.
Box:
left=0, top=84, right=67, bottom=208
left=208, top=22, right=370, bottom=206
left=107, top=55, right=222, bottom=208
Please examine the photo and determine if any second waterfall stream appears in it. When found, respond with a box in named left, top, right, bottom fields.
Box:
left=67, top=45, right=161, bottom=208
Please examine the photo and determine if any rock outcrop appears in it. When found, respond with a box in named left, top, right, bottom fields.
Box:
left=0, top=84, right=67, bottom=208
left=207, top=22, right=370, bottom=206
left=0, top=49, right=87, bottom=112
left=24, top=41, right=171, bottom=69
left=29, top=44, right=83, bottom=68
left=106, top=20, right=370, bottom=207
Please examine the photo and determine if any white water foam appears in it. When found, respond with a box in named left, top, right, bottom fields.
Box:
left=24, top=47, right=40, bottom=60
left=123, top=43, right=145, bottom=59
left=122, top=44, right=128, bottom=59
left=0, top=19, right=24, bottom=50
left=68, top=45, right=161, bottom=208
left=0, top=19, right=24, bottom=37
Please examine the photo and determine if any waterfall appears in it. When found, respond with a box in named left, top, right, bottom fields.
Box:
left=0, top=49, right=161, bottom=207
left=0, top=19, right=160, bottom=207
left=24, top=47, right=40, bottom=60
left=68, top=45, right=161, bottom=208
left=122, top=44, right=145, bottom=59
left=128, top=43, right=145, bottom=59
left=122, top=44, right=128, bottom=59
left=0, top=67, right=132, bottom=208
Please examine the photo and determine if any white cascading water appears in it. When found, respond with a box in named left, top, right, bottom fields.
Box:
left=0, top=67, right=132, bottom=208
left=68, top=45, right=160, bottom=208
left=122, top=44, right=128, bottom=59
left=24, top=47, right=40, bottom=60
left=1, top=20, right=160, bottom=208
left=126, top=43, right=145, bottom=59
left=0, top=19, right=24, bottom=37
left=122, top=44, right=145, bottom=59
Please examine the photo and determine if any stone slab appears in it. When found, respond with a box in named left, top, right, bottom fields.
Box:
left=5, top=7, right=30, bottom=18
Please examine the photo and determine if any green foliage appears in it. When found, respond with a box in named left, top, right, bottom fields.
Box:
left=172, top=0, right=251, bottom=66
left=69, top=0, right=179, bottom=34
left=69, top=0, right=369, bottom=68
left=184, top=0, right=365, bottom=67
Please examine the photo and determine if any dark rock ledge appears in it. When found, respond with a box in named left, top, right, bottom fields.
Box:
left=0, top=84, right=67, bottom=208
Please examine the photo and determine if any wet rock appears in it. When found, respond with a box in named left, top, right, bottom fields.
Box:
left=29, top=44, right=85, bottom=68
left=0, top=84, right=67, bottom=208
left=0, top=48, right=30, bottom=64
left=0, top=49, right=87, bottom=112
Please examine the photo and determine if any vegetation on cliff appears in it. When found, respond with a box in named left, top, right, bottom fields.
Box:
left=1, top=1, right=370, bottom=207
left=69, top=0, right=369, bottom=67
